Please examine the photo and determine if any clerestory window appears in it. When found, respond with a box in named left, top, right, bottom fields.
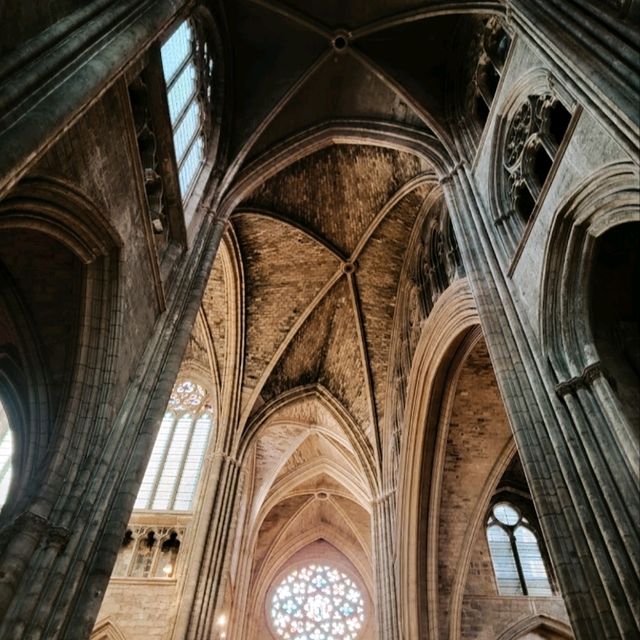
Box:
left=161, top=18, right=213, bottom=200
left=0, top=401, right=12, bottom=508
left=127, top=14, right=216, bottom=257
left=486, top=501, right=553, bottom=596
left=134, top=380, right=214, bottom=511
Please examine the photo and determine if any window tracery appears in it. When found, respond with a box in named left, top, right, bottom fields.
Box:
left=469, top=17, right=512, bottom=129
left=502, top=93, right=571, bottom=224
left=486, top=501, right=553, bottom=596
left=270, top=564, right=365, bottom=639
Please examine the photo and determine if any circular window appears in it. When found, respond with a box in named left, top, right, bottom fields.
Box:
left=493, top=502, right=519, bottom=525
left=270, top=564, right=365, bottom=639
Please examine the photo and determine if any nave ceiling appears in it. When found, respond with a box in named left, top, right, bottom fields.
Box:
left=179, top=1, right=497, bottom=634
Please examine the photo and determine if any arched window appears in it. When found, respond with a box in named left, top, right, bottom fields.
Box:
left=270, top=564, right=365, bottom=639
left=0, top=401, right=13, bottom=508
left=127, top=13, right=217, bottom=256
left=502, top=92, right=572, bottom=224
left=161, top=19, right=213, bottom=199
left=486, top=502, right=553, bottom=596
left=134, top=379, right=214, bottom=511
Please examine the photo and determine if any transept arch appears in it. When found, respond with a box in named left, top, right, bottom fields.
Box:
left=396, top=278, right=480, bottom=639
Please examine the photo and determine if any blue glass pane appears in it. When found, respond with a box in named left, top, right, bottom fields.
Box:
left=173, top=101, right=200, bottom=162
left=161, top=21, right=192, bottom=84
left=167, top=64, right=197, bottom=125
left=0, top=405, right=12, bottom=508
left=174, top=414, right=212, bottom=510
left=487, top=525, right=523, bottom=595
left=152, top=414, right=192, bottom=510
left=134, top=413, right=174, bottom=509
left=179, top=136, right=204, bottom=196
left=515, top=525, right=553, bottom=595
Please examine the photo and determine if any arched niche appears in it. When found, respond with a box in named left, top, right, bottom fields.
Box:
left=588, top=221, right=639, bottom=426
left=540, top=162, right=639, bottom=468
left=0, top=175, right=121, bottom=524
left=91, top=618, right=128, bottom=640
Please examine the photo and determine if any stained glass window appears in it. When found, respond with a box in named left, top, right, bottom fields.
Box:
left=270, top=564, right=365, bottom=639
left=487, top=501, right=553, bottom=596
left=161, top=20, right=208, bottom=199
left=134, top=380, right=214, bottom=511
left=0, top=401, right=12, bottom=508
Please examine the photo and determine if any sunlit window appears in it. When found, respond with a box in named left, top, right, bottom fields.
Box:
left=270, top=564, right=365, bottom=639
left=487, top=501, right=553, bottom=596
left=134, top=380, right=213, bottom=511
left=0, top=401, right=12, bottom=508
left=161, top=20, right=209, bottom=198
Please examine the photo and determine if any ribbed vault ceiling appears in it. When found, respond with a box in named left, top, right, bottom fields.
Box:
left=187, top=1, right=499, bottom=621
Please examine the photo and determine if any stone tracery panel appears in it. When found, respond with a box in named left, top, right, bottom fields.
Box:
left=501, top=93, right=571, bottom=224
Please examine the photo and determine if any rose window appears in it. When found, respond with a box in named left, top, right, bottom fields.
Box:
left=270, top=564, right=365, bottom=639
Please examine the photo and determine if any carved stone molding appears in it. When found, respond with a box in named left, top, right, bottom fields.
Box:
left=555, top=362, right=606, bottom=397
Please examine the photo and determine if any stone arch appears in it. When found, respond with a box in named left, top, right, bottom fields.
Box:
left=239, top=383, right=378, bottom=497
left=0, top=175, right=122, bottom=627
left=91, top=618, right=128, bottom=640
left=0, top=176, right=122, bottom=512
left=496, top=614, right=573, bottom=640
left=217, top=120, right=453, bottom=215
left=0, top=267, right=50, bottom=516
left=396, top=278, right=479, bottom=639
left=540, top=161, right=640, bottom=463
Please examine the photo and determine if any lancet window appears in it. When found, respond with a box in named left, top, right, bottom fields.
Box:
left=127, top=14, right=216, bottom=257
left=134, top=380, right=214, bottom=511
left=486, top=501, right=553, bottom=596
left=161, top=19, right=213, bottom=198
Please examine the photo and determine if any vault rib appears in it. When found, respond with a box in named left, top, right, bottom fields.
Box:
left=233, top=207, right=348, bottom=262
left=328, top=495, right=372, bottom=562
left=346, top=47, right=453, bottom=150
left=351, top=2, right=502, bottom=40
left=195, top=308, right=221, bottom=407
left=350, top=172, right=437, bottom=262
left=237, top=268, right=344, bottom=432
left=248, top=0, right=333, bottom=39
left=346, top=271, right=382, bottom=469
left=221, top=49, right=334, bottom=196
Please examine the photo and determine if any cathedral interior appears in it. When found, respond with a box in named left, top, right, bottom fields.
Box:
left=0, top=1, right=638, bottom=639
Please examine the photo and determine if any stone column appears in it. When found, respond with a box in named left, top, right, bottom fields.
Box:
left=372, top=490, right=400, bottom=640
left=442, top=164, right=639, bottom=638
left=171, top=453, right=244, bottom=640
